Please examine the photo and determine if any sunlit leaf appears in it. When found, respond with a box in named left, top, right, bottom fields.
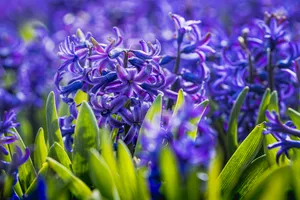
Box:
left=117, top=140, right=137, bottom=199
left=73, top=101, right=100, bottom=184
left=172, top=89, right=185, bottom=117
left=256, top=88, right=271, bottom=124
left=227, top=86, right=249, bottom=156
left=187, top=99, right=209, bottom=139
left=47, top=157, right=92, bottom=199
left=160, top=147, right=182, bottom=200
left=89, top=149, right=120, bottom=200
left=288, top=108, right=300, bottom=129
left=207, top=148, right=223, bottom=200
left=46, top=92, right=64, bottom=148
left=34, top=128, right=48, bottom=171
left=244, top=165, right=291, bottom=200
left=48, top=142, right=72, bottom=170
left=74, top=90, right=88, bottom=105
left=136, top=167, right=151, bottom=200
left=233, top=155, right=269, bottom=199
left=218, top=123, right=264, bottom=196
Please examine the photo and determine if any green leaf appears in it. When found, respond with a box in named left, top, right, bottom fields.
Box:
left=19, top=117, right=33, bottom=147
left=291, top=156, right=300, bottom=199
left=58, top=100, right=70, bottom=117
left=160, top=147, right=182, bottom=200
left=233, top=155, right=269, bottom=199
left=288, top=108, right=300, bottom=129
left=34, top=128, right=48, bottom=171
left=244, top=165, right=291, bottom=200
left=46, top=91, right=64, bottom=148
left=48, top=142, right=72, bottom=170
left=117, top=140, right=137, bottom=199
left=187, top=99, right=209, bottom=139
left=26, top=163, right=49, bottom=195
left=186, top=169, right=201, bottom=200
left=134, top=94, right=162, bottom=156
left=89, top=149, right=120, bottom=200
left=136, top=168, right=151, bottom=200
left=207, top=148, right=223, bottom=200
left=256, top=88, right=271, bottom=124
left=218, top=123, right=264, bottom=195
left=73, top=101, right=100, bottom=184
left=8, top=128, right=36, bottom=192
left=227, top=86, right=249, bottom=156
left=47, top=157, right=92, bottom=199
left=99, top=129, right=125, bottom=198
left=267, top=91, right=279, bottom=113
left=74, top=90, right=88, bottom=105
left=172, top=89, right=185, bottom=117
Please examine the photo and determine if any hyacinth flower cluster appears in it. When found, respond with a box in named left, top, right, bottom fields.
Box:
left=0, top=111, right=29, bottom=189
left=209, top=11, right=300, bottom=139
left=56, top=13, right=214, bottom=151
left=137, top=97, right=215, bottom=198
left=162, top=13, right=215, bottom=108
left=0, top=24, right=57, bottom=114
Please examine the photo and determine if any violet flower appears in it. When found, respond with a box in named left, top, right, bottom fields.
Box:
left=138, top=97, right=215, bottom=198
left=264, top=110, right=300, bottom=163
left=0, top=110, right=30, bottom=185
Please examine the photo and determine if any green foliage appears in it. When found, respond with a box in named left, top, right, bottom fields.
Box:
left=73, top=101, right=100, bottom=184
left=10, top=90, right=300, bottom=200
left=160, top=147, right=182, bottom=200
left=48, top=142, right=72, bottom=170
left=233, top=155, right=269, bottom=199
left=33, top=128, right=48, bottom=171
left=256, top=88, right=271, bottom=124
left=8, top=128, right=37, bottom=193
left=46, top=92, right=64, bottom=148
left=288, top=108, right=300, bottom=129
left=117, top=140, right=138, bottom=199
left=227, top=86, right=249, bottom=156
left=47, top=157, right=92, bottom=199
left=89, top=149, right=120, bottom=200
left=135, top=94, right=162, bottom=156
left=218, top=123, right=264, bottom=196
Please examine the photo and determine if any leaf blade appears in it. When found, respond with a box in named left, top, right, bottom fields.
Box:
left=227, top=86, right=249, bottom=156
left=73, top=101, right=100, bottom=184
left=46, top=91, right=64, bottom=148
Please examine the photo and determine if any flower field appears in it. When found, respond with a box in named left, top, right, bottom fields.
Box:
left=1, top=0, right=300, bottom=199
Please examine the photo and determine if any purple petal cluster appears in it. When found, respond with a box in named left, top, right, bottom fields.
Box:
left=264, top=110, right=300, bottom=163
left=138, top=97, right=215, bottom=197
left=209, top=12, right=300, bottom=139
left=56, top=12, right=213, bottom=151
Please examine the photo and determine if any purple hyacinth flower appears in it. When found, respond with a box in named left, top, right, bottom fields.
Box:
left=58, top=36, right=88, bottom=73
left=264, top=110, right=300, bottom=163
